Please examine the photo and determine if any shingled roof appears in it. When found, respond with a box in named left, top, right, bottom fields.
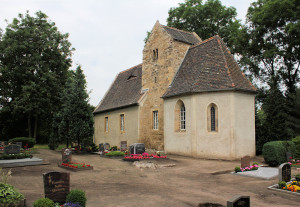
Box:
left=94, top=64, right=143, bottom=114
left=162, top=25, right=201, bottom=45
left=163, top=36, right=256, bottom=98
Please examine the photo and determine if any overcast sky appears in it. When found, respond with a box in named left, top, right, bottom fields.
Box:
left=0, top=0, right=255, bottom=106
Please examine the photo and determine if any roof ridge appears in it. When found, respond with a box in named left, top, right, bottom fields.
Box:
left=119, top=63, right=142, bottom=74
left=190, top=35, right=218, bottom=49
left=162, top=25, right=194, bottom=35
left=216, top=37, right=235, bottom=88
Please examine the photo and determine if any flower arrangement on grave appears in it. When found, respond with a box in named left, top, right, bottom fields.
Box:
left=278, top=180, right=300, bottom=193
left=234, top=162, right=259, bottom=173
left=288, top=159, right=300, bottom=167
left=60, top=162, right=91, bottom=169
left=123, top=152, right=167, bottom=161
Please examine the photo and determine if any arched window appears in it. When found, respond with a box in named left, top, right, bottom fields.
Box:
left=180, top=105, right=186, bottom=130
left=175, top=100, right=186, bottom=132
left=207, top=103, right=218, bottom=132
left=210, top=106, right=215, bottom=131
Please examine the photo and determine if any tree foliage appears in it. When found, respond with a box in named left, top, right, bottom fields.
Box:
left=0, top=11, right=74, bottom=141
left=237, top=0, right=300, bottom=94
left=50, top=66, right=94, bottom=149
left=167, top=0, right=241, bottom=52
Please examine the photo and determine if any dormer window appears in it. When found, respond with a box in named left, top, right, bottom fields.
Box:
left=127, top=74, right=137, bottom=81
left=153, top=48, right=158, bottom=61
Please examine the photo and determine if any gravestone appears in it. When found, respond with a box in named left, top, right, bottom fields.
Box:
left=104, top=143, right=110, bottom=151
left=120, top=141, right=127, bottom=151
left=99, top=143, right=104, bottom=152
left=62, top=148, right=72, bottom=163
left=241, top=156, right=251, bottom=168
left=130, top=143, right=145, bottom=154
left=286, top=152, right=293, bottom=162
left=4, top=144, right=20, bottom=154
left=1, top=141, right=8, bottom=146
left=16, top=142, right=22, bottom=148
left=43, top=171, right=70, bottom=204
left=227, top=195, right=250, bottom=207
left=279, top=163, right=291, bottom=182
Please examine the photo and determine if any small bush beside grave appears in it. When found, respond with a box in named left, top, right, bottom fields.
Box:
left=33, top=198, right=55, bottom=207
left=66, top=190, right=87, bottom=207
left=292, top=135, right=300, bottom=158
left=262, top=141, right=296, bottom=166
left=0, top=183, right=25, bottom=207
left=104, top=151, right=125, bottom=157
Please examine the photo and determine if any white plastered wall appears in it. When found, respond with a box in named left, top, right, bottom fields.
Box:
left=164, top=91, right=255, bottom=160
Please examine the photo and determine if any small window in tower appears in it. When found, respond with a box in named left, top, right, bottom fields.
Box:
left=156, top=48, right=158, bottom=59
left=154, top=77, right=157, bottom=83
left=153, top=48, right=158, bottom=61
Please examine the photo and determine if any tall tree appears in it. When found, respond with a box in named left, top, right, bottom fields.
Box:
left=167, top=0, right=241, bottom=52
left=0, top=11, right=74, bottom=141
left=52, top=66, right=94, bottom=148
left=237, top=0, right=300, bottom=95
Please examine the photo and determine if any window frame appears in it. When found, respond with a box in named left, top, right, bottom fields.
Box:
left=120, top=114, right=125, bottom=133
left=153, top=110, right=158, bottom=130
left=180, top=105, right=186, bottom=130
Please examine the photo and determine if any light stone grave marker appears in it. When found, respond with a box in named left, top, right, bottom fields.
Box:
left=279, top=163, right=291, bottom=182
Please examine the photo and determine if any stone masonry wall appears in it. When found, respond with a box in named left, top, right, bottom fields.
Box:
left=139, top=22, right=191, bottom=150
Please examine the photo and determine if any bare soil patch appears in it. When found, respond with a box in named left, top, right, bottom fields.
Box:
left=4, top=149, right=300, bottom=207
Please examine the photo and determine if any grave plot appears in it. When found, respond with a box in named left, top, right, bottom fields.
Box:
left=123, top=152, right=167, bottom=161
left=268, top=162, right=300, bottom=195
left=58, top=148, right=93, bottom=171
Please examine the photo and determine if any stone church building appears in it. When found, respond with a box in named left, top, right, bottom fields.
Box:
left=93, top=21, right=256, bottom=159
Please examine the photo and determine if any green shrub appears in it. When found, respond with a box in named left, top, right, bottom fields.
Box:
left=33, top=198, right=55, bottom=207
left=278, top=181, right=286, bottom=189
left=234, top=166, right=241, bottom=173
left=262, top=141, right=296, bottom=167
left=66, top=190, right=87, bottom=207
left=0, top=183, right=24, bottom=206
left=292, top=136, right=300, bottom=158
left=104, top=151, right=125, bottom=157
left=8, top=137, right=35, bottom=148
left=109, top=146, right=118, bottom=151
left=0, top=153, right=31, bottom=160
left=295, top=173, right=300, bottom=182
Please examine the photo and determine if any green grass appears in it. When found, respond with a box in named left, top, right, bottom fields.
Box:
left=33, top=144, right=67, bottom=150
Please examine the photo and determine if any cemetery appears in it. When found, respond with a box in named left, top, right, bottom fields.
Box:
left=0, top=140, right=300, bottom=207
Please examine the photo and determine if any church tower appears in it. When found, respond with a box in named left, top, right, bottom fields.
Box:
left=139, top=21, right=201, bottom=149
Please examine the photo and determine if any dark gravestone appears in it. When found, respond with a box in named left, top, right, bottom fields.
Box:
left=16, top=142, right=22, bottom=148
left=43, top=172, right=70, bottom=204
left=4, top=144, right=20, bottom=154
left=227, top=195, right=250, bottom=207
left=279, top=163, right=291, bottom=182
left=62, top=148, right=72, bottom=163
left=120, top=141, right=127, bottom=151
left=104, top=143, right=110, bottom=151
left=130, top=143, right=145, bottom=154
left=241, top=156, right=251, bottom=169
left=286, top=152, right=293, bottom=162
left=99, top=143, right=104, bottom=152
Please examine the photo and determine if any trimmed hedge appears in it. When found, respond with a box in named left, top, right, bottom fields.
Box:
left=262, top=141, right=296, bottom=167
left=0, top=153, right=31, bottom=160
left=292, top=136, right=300, bottom=158
left=8, top=137, right=35, bottom=148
